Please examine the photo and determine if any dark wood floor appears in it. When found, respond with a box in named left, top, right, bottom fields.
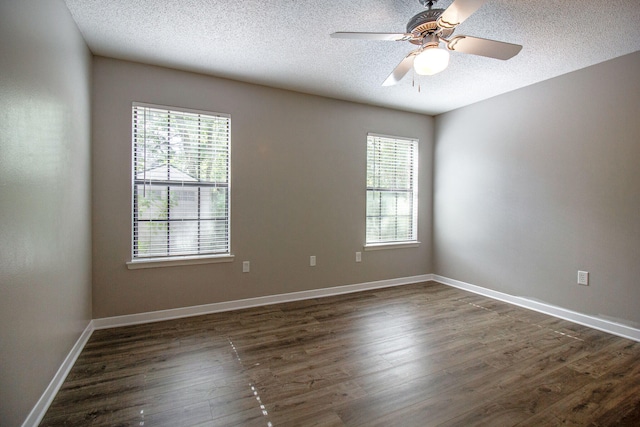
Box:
left=41, top=281, right=640, bottom=426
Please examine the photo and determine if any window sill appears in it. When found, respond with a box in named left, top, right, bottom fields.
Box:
left=364, top=242, right=420, bottom=251
left=127, top=254, right=235, bottom=270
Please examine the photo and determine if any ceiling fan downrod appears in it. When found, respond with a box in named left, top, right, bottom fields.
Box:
left=418, top=0, right=438, bottom=9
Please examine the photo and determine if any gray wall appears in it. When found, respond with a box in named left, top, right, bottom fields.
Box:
left=0, top=1, right=92, bottom=425
left=92, top=57, right=434, bottom=318
left=434, top=51, right=640, bottom=328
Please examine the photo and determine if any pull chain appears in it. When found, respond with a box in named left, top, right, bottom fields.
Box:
left=412, top=68, right=421, bottom=93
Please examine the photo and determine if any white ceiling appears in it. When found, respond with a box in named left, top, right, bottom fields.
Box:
left=64, top=0, right=640, bottom=115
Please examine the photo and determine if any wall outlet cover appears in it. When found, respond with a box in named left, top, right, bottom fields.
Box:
left=577, top=270, right=589, bottom=285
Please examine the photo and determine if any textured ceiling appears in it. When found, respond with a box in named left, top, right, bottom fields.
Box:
left=64, top=0, right=640, bottom=115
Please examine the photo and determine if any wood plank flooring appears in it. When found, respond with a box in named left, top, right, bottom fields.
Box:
left=41, top=281, right=640, bottom=426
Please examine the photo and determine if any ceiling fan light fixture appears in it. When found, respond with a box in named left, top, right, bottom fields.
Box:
left=413, top=46, right=449, bottom=75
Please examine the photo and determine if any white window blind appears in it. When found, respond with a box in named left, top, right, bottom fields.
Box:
left=131, top=103, right=230, bottom=259
left=366, top=134, right=418, bottom=244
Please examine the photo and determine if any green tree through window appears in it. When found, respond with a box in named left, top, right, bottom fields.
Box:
left=132, top=103, right=231, bottom=258
left=366, top=134, right=418, bottom=244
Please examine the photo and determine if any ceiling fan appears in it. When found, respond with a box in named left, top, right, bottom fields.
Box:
left=330, top=0, right=523, bottom=86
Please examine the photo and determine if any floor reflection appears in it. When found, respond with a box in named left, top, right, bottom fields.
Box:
left=229, top=338, right=274, bottom=426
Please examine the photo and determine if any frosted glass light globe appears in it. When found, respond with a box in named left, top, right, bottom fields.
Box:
left=414, top=47, right=450, bottom=75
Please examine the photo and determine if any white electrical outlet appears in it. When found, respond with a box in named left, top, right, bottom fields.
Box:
left=577, top=270, right=589, bottom=286
left=310, top=256, right=316, bottom=267
left=355, top=252, right=362, bottom=262
left=242, top=261, right=250, bottom=273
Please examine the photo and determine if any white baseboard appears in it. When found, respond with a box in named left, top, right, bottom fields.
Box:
left=22, top=321, right=95, bottom=427
left=93, top=274, right=433, bottom=329
left=433, top=275, right=640, bottom=342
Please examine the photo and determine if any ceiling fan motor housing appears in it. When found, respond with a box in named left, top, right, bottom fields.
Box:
left=406, top=9, right=455, bottom=44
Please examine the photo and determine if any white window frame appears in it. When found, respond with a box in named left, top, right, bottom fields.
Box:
left=127, top=102, right=233, bottom=269
left=365, top=133, right=419, bottom=250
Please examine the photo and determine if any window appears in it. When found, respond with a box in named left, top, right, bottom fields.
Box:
left=366, top=133, right=418, bottom=246
left=131, top=103, right=230, bottom=261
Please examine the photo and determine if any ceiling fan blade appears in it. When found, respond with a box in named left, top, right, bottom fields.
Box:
left=382, top=53, right=417, bottom=86
left=447, top=35, right=522, bottom=60
left=330, top=32, right=414, bottom=41
left=438, top=0, right=487, bottom=28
